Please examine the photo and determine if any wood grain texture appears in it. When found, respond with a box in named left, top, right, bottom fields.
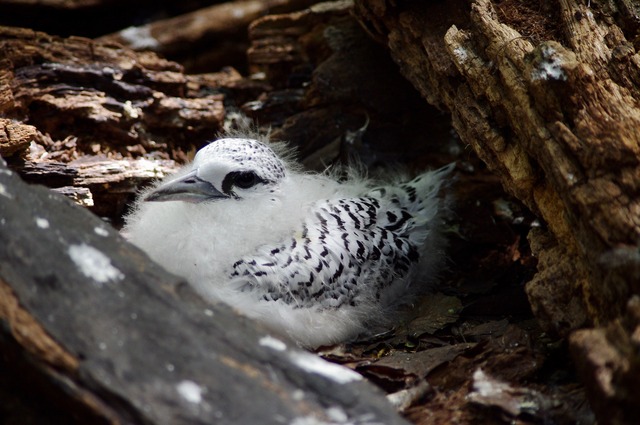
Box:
left=353, top=0, right=640, bottom=422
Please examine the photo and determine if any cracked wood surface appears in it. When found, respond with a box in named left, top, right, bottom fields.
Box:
left=352, top=0, right=640, bottom=422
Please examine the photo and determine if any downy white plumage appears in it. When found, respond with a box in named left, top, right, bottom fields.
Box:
left=124, top=136, right=453, bottom=348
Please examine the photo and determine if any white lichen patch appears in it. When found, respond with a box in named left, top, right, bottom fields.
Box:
left=231, top=7, right=245, bottom=18
left=0, top=183, right=13, bottom=199
left=176, top=380, right=204, bottom=404
left=119, top=25, right=160, bottom=50
left=290, top=409, right=382, bottom=425
left=452, top=46, right=469, bottom=63
left=68, top=243, right=124, bottom=284
left=325, top=407, right=348, bottom=422
left=290, top=415, right=331, bottom=425
left=259, top=335, right=287, bottom=351
left=123, top=100, right=141, bottom=119
left=94, top=226, right=109, bottom=237
left=288, top=352, right=362, bottom=384
left=531, top=44, right=568, bottom=81
left=35, top=217, right=50, bottom=229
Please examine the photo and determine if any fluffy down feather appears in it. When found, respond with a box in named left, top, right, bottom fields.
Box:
left=123, top=136, right=453, bottom=348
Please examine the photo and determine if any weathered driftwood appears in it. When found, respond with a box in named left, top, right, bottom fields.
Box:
left=0, top=26, right=224, bottom=155
left=352, top=0, right=640, bottom=422
left=0, top=0, right=103, bottom=7
left=98, top=0, right=319, bottom=72
left=15, top=157, right=178, bottom=217
left=0, top=25, right=227, bottom=217
left=0, top=158, right=409, bottom=425
left=0, top=118, right=36, bottom=156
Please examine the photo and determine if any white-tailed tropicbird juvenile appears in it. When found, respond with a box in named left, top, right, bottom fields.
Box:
left=124, top=137, right=453, bottom=348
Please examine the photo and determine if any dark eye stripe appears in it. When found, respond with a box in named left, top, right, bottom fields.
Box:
left=221, top=173, right=235, bottom=195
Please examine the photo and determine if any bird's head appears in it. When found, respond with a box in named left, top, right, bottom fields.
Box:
left=144, top=138, right=286, bottom=203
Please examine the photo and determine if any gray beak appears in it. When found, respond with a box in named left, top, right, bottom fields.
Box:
left=144, top=170, right=228, bottom=203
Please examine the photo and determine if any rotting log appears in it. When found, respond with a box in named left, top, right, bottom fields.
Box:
left=0, top=117, right=36, bottom=156
left=97, top=0, right=319, bottom=72
left=0, top=158, right=410, bottom=425
left=0, top=25, right=229, bottom=219
left=352, top=0, right=640, bottom=423
left=0, top=26, right=224, bottom=154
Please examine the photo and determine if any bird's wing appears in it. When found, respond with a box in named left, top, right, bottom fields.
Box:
left=227, top=196, right=421, bottom=309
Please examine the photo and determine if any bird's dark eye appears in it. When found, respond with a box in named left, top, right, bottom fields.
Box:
left=233, top=171, right=261, bottom=189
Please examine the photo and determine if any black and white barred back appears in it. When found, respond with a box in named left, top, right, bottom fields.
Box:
left=124, top=137, right=453, bottom=348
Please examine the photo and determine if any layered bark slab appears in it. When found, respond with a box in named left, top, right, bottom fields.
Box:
left=353, top=0, right=640, bottom=423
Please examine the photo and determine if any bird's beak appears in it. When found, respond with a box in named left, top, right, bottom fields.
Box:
left=144, top=170, right=228, bottom=203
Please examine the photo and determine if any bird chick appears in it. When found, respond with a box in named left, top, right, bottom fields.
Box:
left=124, top=137, right=453, bottom=348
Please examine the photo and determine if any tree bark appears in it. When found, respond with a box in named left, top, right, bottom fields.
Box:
left=352, top=0, right=640, bottom=423
left=0, top=26, right=230, bottom=219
